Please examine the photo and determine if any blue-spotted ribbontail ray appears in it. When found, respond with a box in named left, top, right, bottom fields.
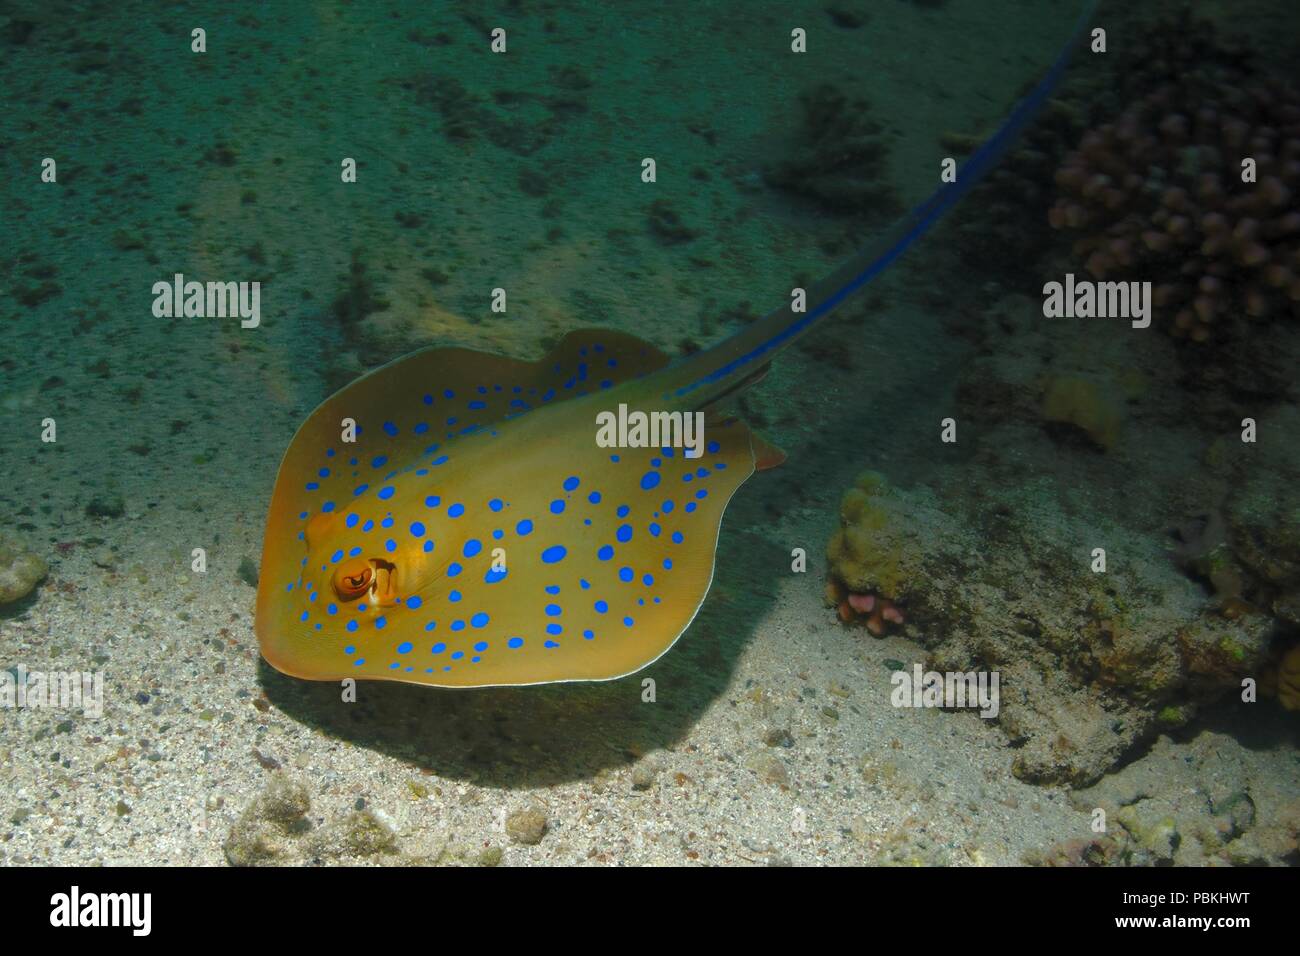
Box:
left=254, top=6, right=1096, bottom=687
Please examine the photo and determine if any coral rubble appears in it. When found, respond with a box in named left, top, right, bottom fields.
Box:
left=764, top=84, right=902, bottom=217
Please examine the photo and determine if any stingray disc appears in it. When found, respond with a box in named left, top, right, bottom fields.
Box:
left=255, top=330, right=758, bottom=687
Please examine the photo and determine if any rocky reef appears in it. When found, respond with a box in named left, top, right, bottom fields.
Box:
left=822, top=266, right=1300, bottom=786
left=1208, top=410, right=1300, bottom=634
left=824, top=468, right=1286, bottom=788
left=1027, top=727, right=1299, bottom=866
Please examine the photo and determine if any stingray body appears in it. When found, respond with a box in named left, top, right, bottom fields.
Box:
left=256, top=331, right=771, bottom=686
left=255, top=9, right=1093, bottom=687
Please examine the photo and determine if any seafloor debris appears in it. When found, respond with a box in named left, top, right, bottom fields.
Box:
left=224, top=776, right=405, bottom=865
left=402, top=73, right=580, bottom=157
left=764, top=84, right=902, bottom=217
left=0, top=529, right=47, bottom=605
left=223, top=774, right=312, bottom=867
left=84, top=491, right=125, bottom=519
left=305, top=810, right=398, bottom=860
left=646, top=199, right=699, bottom=245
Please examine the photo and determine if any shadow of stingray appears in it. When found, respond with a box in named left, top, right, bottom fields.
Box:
left=261, top=518, right=786, bottom=789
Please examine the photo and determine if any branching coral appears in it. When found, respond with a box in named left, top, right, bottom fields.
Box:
left=1049, top=77, right=1300, bottom=343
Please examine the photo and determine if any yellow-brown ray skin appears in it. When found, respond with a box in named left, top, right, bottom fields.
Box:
left=255, top=330, right=757, bottom=687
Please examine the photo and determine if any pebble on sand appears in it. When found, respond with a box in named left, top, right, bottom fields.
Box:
left=505, top=807, right=549, bottom=846
left=0, top=530, right=48, bottom=605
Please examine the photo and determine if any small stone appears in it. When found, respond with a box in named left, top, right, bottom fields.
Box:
left=0, top=530, right=48, bottom=605
left=407, top=780, right=430, bottom=800
left=309, top=810, right=398, bottom=858
left=505, top=807, right=549, bottom=845
left=763, top=727, right=794, bottom=748
left=223, top=774, right=311, bottom=866
left=647, top=199, right=699, bottom=244
left=252, top=748, right=281, bottom=771
left=254, top=774, right=311, bottom=827
left=1212, top=791, right=1256, bottom=839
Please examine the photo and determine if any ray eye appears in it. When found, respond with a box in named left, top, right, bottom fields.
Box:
left=332, top=559, right=373, bottom=600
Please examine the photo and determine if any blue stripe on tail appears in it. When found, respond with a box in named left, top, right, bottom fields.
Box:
left=670, top=1, right=1098, bottom=401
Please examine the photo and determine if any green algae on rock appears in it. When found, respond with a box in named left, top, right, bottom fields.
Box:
left=306, top=810, right=398, bottom=860
left=223, top=774, right=311, bottom=867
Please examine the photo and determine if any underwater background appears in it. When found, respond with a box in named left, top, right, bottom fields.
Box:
left=0, top=0, right=1296, bottom=866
